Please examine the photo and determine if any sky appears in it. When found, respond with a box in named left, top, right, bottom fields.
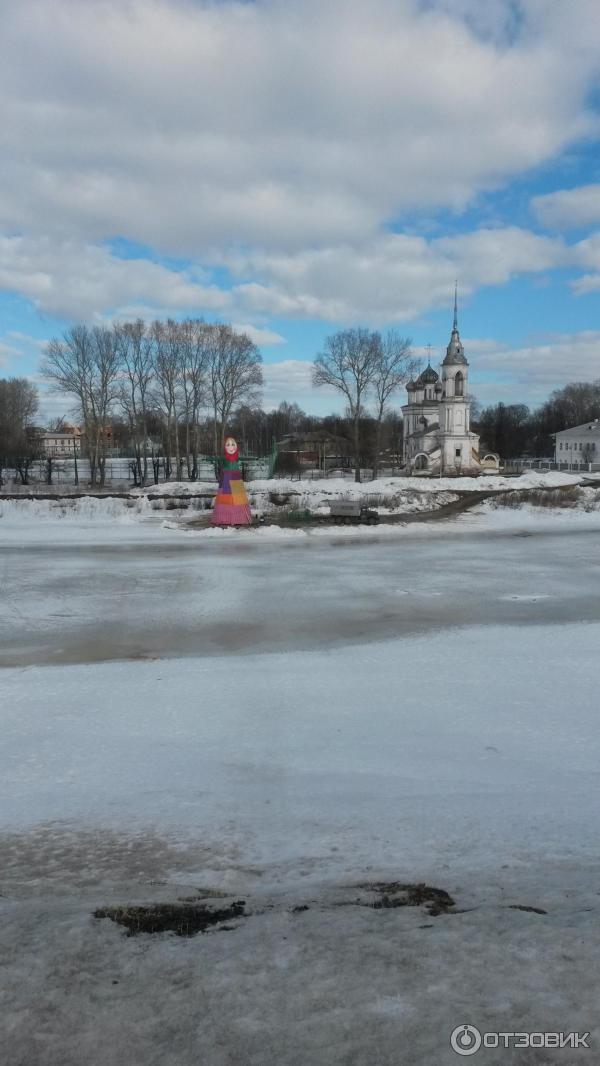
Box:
left=1, top=0, right=600, bottom=420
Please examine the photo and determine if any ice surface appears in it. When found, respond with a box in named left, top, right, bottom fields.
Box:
left=3, top=519, right=600, bottom=667
left=1, top=506, right=600, bottom=1064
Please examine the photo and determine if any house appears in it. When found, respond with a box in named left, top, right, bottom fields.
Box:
left=553, top=420, right=600, bottom=468
left=39, top=431, right=82, bottom=458
left=277, top=430, right=354, bottom=469
left=402, top=291, right=497, bottom=475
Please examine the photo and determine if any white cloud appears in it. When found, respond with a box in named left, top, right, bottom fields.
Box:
left=232, top=227, right=567, bottom=323
left=0, top=340, right=20, bottom=369
left=231, top=324, right=286, bottom=347
left=532, top=184, right=600, bottom=229
left=0, top=236, right=231, bottom=320
left=1, top=0, right=600, bottom=328
left=572, top=274, right=600, bottom=295
left=6, top=331, right=47, bottom=349
left=0, top=224, right=570, bottom=327
left=566, top=231, right=600, bottom=294
left=262, top=359, right=341, bottom=413
left=467, top=330, right=600, bottom=406
left=1, top=0, right=599, bottom=257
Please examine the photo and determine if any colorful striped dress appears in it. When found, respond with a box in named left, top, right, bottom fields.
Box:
left=211, top=438, right=252, bottom=526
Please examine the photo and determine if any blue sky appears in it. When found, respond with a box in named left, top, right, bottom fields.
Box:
left=1, top=0, right=600, bottom=420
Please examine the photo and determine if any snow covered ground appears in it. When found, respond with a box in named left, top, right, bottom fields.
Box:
left=2, top=501, right=600, bottom=1064
left=0, top=468, right=587, bottom=531
left=250, top=469, right=582, bottom=495
left=131, top=469, right=582, bottom=496
left=128, top=469, right=584, bottom=517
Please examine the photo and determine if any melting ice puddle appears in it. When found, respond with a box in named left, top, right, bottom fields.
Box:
left=499, top=594, right=551, bottom=603
left=395, top=590, right=442, bottom=597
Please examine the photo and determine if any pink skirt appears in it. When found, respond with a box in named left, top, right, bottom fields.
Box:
left=211, top=502, right=252, bottom=526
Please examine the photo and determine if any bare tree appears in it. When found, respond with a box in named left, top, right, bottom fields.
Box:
left=0, top=377, right=40, bottom=485
left=42, top=325, right=120, bottom=485
left=371, top=331, right=417, bottom=479
left=150, top=320, right=183, bottom=479
left=116, top=320, right=154, bottom=486
left=47, top=416, right=66, bottom=432
left=207, top=325, right=263, bottom=457
left=313, top=329, right=380, bottom=482
left=178, top=319, right=209, bottom=479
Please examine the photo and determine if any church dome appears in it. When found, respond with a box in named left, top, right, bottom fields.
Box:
left=416, top=364, right=439, bottom=386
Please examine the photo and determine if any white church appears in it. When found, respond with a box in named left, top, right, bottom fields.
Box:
left=402, top=293, right=496, bottom=475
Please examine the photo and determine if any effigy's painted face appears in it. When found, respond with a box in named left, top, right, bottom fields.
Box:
left=224, top=437, right=238, bottom=456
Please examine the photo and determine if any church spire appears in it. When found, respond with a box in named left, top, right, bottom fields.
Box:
left=443, top=282, right=467, bottom=366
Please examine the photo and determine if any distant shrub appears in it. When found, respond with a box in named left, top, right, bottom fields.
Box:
left=273, top=451, right=302, bottom=476
left=491, top=486, right=585, bottom=509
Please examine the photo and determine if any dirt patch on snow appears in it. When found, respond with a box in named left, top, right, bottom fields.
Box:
left=357, top=880, right=456, bottom=916
left=94, top=899, right=246, bottom=936
left=507, top=903, right=548, bottom=915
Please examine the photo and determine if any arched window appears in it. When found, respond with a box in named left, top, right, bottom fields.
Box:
left=455, top=372, right=464, bottom=396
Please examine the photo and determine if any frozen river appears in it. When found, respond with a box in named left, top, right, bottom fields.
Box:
left=2, top=513, right=600, bottom=1065
left=2, top=521, right=600, bottom=666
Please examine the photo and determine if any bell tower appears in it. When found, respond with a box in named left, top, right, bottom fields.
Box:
left=439, top=286, right=478, bottom=473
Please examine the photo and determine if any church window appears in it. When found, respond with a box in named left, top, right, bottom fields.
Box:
left=455, top=372, right=464, bottom=396
left=455, top=448, right=461, bottom=457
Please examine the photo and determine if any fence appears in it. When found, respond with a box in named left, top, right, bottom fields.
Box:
left=282, top=465, right=405, bottom=481
left=503, top=459, right=600, bottom=474
left=0, top=455, right=272, bottom=488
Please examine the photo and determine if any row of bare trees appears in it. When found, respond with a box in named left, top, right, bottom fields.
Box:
left=313, top=328, right=418, bottom=481
left=42, top=319, right=263, bottom=485
left=0, top=377, right=40, bottom=485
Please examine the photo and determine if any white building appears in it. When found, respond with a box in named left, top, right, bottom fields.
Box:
left=402, top=294, right=491, bottom=475
left=553, top=420, right=600, bottom=469
left=39, top=432, right=82, bottom=458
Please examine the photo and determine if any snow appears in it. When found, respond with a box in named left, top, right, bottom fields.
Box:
left=130, top=479, right=215, bottom=495
left=250, top=469, right=582, bottom=495
left=0, top=496, right=204, bottom=545
left=2, top=505, right=600, bottom=1064
left=129, top=469, right=583, bottom=497
left=2, top=625, right=600, bottom=859
left=0, top=470, right=587, bottom=536
left=0, top=494, right=154, bottom=521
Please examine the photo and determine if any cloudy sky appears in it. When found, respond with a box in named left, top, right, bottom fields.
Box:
left=1, top=0, right=600, bottom=417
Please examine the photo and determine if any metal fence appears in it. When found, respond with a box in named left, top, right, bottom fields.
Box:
left=282, top=466, right=404, bottom=481
left=1, top=456, right=272, bottom=488
left=503, top=459, right=600, bottom=473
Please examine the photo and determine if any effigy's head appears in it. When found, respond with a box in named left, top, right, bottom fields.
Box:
left=224, top=436, right=239, bottom=460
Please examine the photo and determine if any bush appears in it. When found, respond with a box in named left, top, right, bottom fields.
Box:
left=273, top=451, right=302, bottom=476
left=491, top=486, right=584, bottom=509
